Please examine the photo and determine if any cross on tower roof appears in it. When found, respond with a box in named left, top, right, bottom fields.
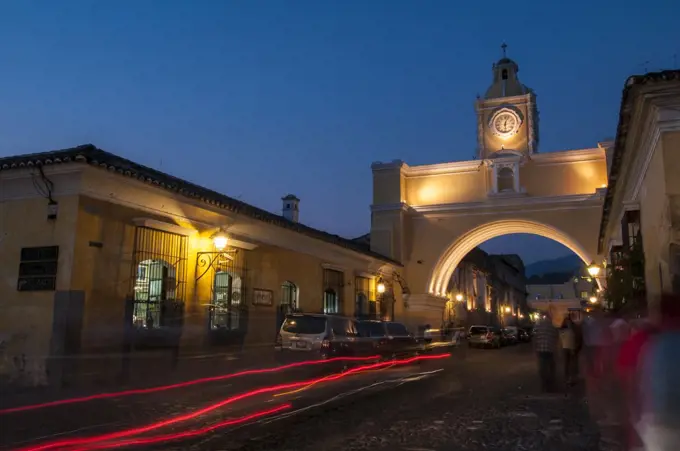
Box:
left=501, top=43, right=508, bottom=58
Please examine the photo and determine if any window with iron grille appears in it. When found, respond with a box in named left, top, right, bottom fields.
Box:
left=209, top=247, right=247, bottom=330
left=131, top=227, right=188, bottom=329
left=323, top=268, right=344, bottom=314
left=354, top=276, right=374, bottom=319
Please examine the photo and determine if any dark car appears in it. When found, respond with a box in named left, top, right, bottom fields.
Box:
left=356, top=320, right=422, bottom=359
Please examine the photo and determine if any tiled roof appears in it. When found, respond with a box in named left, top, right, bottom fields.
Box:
left=597, top=69, right=680, bottom=252
left=0, top=144, right=401, bottom=266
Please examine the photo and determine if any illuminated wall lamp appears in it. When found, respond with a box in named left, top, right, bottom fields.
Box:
left=212, top=231, right=229, bottom=251
left=377, top=282, right=386, bottom=294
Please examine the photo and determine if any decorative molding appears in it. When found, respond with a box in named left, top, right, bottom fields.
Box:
left=0, top=163, right=85, bottom=180
left=402, top=160, right=483, bottom=178
left=132, top=218, right=197, bottom=236
left=322, top=263, right=346, bottom=273
left=370, top=202, right=413, bottom=213
left=530, top=148, right=605, bottom=165
left=354, top=271, right=377, bottom=279
left=411, top=192, right=604, bottom=214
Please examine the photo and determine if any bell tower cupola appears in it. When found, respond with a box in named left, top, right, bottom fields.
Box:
left=475, top=44, right=540, bottom=160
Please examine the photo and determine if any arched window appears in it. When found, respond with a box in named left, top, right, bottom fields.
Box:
left=210, top=271, right=242, bottom=330
left=497, top=167, right=515, bottom=192
left=323, top=289, right=339, bottom=314
left=133, top=259, right=176, bottom=329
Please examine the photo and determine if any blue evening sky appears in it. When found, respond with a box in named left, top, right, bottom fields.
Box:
left=0, top=1, right=677, bottom=264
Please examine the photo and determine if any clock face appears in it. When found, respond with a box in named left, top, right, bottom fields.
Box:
left=494, top=113, right=517, bottom=133
left=489, top=109, right=522, bottom=138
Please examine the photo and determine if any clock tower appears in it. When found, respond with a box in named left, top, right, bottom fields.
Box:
left=475, top=45, right=539, bottom=160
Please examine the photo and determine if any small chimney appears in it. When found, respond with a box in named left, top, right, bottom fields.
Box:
left=282, top=194, right=300, bottom=223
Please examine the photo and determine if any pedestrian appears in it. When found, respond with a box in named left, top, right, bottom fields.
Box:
left=560, top=317, right=578, bottom=386
left=534, top=310, right=559, bottom=393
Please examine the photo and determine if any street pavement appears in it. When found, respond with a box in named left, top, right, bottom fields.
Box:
left=0, top=344, right=618, bottom=451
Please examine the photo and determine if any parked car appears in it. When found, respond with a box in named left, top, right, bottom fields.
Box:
left=518, top=328, right=531, bottom=342
left=356, top=320, right=422, bottom=359
left=467, top=325, right=503, bottom=349
left=275, top=313, right=373, bottom=365
left=502, top=326, right=520, bottom=345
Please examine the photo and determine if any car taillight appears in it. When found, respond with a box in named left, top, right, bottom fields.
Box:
left=486, top=332, right=494, bottom=339
left=321, top=336, right=330, bottom=349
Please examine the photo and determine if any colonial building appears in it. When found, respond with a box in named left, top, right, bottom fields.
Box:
left=598, top=70, right=680, bottom=315
left=0, top=146, right=401, bottom=387
left=444, top=248, right=529, bottom=328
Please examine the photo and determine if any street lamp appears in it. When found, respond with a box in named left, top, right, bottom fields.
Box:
left=504, top=306, right=511, bottom=313
left=587, top=261, right=601, bottom=278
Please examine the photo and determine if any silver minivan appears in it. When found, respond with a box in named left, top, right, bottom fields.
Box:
left=275, top=313, right=368, bottom=359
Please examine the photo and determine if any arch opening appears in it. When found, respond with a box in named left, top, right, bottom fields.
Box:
left=427, top=219, right=599, bottom=296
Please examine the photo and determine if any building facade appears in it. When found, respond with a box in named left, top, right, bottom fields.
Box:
left=0, top=146, right=401, bottom=387
left=598, top=70, right=680, bottom=316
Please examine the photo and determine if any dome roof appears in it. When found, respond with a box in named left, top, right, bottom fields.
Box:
left=483, top=47, right=532, bottom=99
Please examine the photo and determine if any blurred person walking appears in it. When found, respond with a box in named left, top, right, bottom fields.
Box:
left=560, top=317, right=579, bottom=386
left=534, top=310, right=559, bottom=392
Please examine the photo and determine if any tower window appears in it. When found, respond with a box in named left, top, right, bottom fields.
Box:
left=502, top=69, right=508, bottom=80
left=497, top=167, right=514, bottom=192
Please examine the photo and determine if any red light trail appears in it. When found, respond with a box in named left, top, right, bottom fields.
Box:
left=72, top=404, right=292, bottom=451
left=0, top=355, right=379, bottom=415
left=17, top=353, right=449, bottom=451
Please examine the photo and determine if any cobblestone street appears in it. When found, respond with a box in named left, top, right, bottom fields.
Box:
left=169, top=345, right=612, bottom=451
left=1, top=344, right=621, bottom=451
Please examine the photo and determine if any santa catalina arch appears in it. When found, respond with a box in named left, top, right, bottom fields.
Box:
left=369, top=50, right=610, bottom=327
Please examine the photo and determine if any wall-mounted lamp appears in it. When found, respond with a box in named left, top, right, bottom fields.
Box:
left=212, top=231, right=229, bottom=251
left=455, top=293, right=464, bottom=302
left=377, top=281, right=386, bottom=294
left=504, top=306, right=511, bottom=313
left=589, top=296, right=598, bottom=304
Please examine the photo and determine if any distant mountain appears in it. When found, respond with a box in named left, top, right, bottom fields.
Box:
left=524, top=254, right=582, bottom=277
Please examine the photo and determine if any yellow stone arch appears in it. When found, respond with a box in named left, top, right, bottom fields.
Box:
left=427, top=219, right=597, bottom=297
